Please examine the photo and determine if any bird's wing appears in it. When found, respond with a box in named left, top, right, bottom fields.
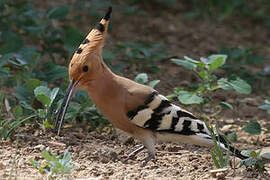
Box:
left=126, top=91, right=247, bottom=159
left=126, top=91, right=210, bottom=136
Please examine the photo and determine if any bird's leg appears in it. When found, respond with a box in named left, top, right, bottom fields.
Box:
left=141, top=153, right=155, bottom=167
left=124, top=145, right=145, bottom=162
left=141, top=134, right=156, bottom=167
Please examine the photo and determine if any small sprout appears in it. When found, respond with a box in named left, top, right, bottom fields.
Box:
left=29, top=149, right=75, bottom=178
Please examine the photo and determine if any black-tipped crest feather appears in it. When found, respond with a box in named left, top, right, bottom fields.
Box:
left=104, top=6, right=112, bottom=20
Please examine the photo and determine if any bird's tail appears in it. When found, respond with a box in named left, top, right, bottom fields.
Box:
left=192, top=129, right=247, bottom=160
left=211, top=133, right=247, bottom=160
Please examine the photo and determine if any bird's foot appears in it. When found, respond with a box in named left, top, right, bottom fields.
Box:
left=141, top=154, right=155, bottom=167
left=122, top=145, right=145, bottom=162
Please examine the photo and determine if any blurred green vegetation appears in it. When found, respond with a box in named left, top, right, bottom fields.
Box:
left=0, top=0, right=269, bottom=142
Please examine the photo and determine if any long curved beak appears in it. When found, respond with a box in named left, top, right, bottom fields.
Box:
left=54, top=80, right=78, bottom=135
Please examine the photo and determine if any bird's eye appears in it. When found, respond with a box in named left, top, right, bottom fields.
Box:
left=82, top=65, right=88, bottom=72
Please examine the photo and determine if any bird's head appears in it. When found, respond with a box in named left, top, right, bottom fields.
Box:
left=54, top=7, right=112, bottom=135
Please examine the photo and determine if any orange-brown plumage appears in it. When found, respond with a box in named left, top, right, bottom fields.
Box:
left=55, top=7, right=247, bottom=166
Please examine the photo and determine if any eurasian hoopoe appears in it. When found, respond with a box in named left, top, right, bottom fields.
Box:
left=55, top=7, right=247, bottom=165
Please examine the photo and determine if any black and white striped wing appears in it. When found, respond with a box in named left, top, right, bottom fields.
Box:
left=126, top=91, right=210, bottom=136
left=126, top=91, right=247, bottom=160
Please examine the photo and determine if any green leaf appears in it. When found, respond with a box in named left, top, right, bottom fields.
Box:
left=34, top=86, right=51, bottom=97
left=34, top=86, right=52, bottom=107
left=0, top=53, right=12, bottom=66
left=62, top=26, right=84, bottom=53
left=228, top=77, right=252, bottom=94
left=241, top=150, right=251, bottom=157
left=217, top=78, right=233, bottom=91
left=198, top=70, right=208, bottom=80
left=41, top=150, right=58, bottom=162
left=13, top=105, right=23, bottom=119
left=148, top=80, right=160, bottom=88
left=50, top=88, right=59, bottom=103
left=218, top=77, right=252, bottom=94
left=43, top=119, right=54, bottom=129
left=177, top=91, right=204, bottom=104
left=29, top=159, right=40, bottom=169
left=243, top=121, right=262, bottom=135
left=40, top=63, right=68, bottom=82
left=219, top=101, right=233, bottom=110
left=37, top=109, right=46, bottom=118
left=171, top=58, right=197, bottom=71
left=135, top=73, right=148, bottom=84
left=208, top=55, right=227, bottom=71
left=250, top=150, right=257, bottom=158
left=261, top=153, right=270, bottom=160
left=46, top=5, right=70, bottom=19
left=259, top=101, right=270, bottom=110
left=36, top=94, right=51, bottom=107
left=6, top=115, right=35, bottom=138
left=210, top=150, right=221, bottom=168
left=0, top=31, right=24, bottom=54
left=25, top=78, right=41, bottom=91
left=242, top=157, right=257, bottom=167
left=20, top=101, right=34, bottom=111
left=184, top=56, right=200, bottom=64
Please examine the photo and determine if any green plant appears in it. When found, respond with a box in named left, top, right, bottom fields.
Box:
left=134, top=73, right=160, bottom=88
left=0, top=0, right=110, bottom=139
left=219, top=47, right=268, bottom=90
left=182, top=0, right=270, bottom=24
left=242, top=121, right=262, bottom=135
left=170, top=55, right=251, bottom=109
left=209, top=125, right=230, bottom=169
left=259, top=98, right=270, bottom=111
left=30, top=149, right=75, bottom=179
left=240, top=150, right=270, bottom=172
left=34, top=86, right=60, bottom=130
left=117, top=42, right=167, bottom=72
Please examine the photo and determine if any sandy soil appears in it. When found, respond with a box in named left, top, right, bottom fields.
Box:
left=1, top=1, right=270, bottom=179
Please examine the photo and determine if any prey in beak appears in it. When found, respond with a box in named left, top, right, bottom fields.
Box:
left=54, top=80, right=79, bottom=135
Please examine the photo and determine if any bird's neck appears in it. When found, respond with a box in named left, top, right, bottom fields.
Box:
left=83, top=62, right=133, bottom=130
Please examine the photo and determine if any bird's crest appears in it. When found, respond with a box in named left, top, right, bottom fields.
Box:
left=73, top=6, right=112, bottom=56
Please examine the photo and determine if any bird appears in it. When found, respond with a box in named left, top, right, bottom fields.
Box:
left=54, top=7, right=247, bottom=166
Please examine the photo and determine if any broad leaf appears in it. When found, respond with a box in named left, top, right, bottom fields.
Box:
left=13, top=105, right=23, bottom=119
left=208, top=55, right=227, bottom=71
left=217, top=78, right=233, bottom=91
left=171, top=58, right=197, bottom=71
left=34, top=86, right=51, bottom=107
left=135, top=73, right=148, bottom=84
left=34, top=86, right=51, bottom=97
left=36, top=94, right=51, bottom=107
left=259, top=100, right=270, bottom=110
left=46, top=5, right=70, bottom=19
left=177, top=91, right=203, bottom=104
left=219, top=102, right=233, bottom=110
left=261, top=153, right=270, bottom=160
left=242, top=121, right=261, bottom=135
left=148, top=80, right=160, bottom=88
left=218, top=77, right=251, bottom=94
left=62, top=26, right=84, bottom=54
left=25, top=78, right=41, bottom=91
left=229, top=77, right=251, bottom=94
left=0, top=31, right=23, bottom=54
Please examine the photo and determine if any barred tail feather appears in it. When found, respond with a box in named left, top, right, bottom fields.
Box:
left=212, top=133, right=247, bottom=160
left=156, top=132, right=247, bottom=160
left=201, top=132, right=247, bottom=160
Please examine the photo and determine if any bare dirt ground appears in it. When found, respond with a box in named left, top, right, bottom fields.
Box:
left=1, top=1, right=270, bottom=180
